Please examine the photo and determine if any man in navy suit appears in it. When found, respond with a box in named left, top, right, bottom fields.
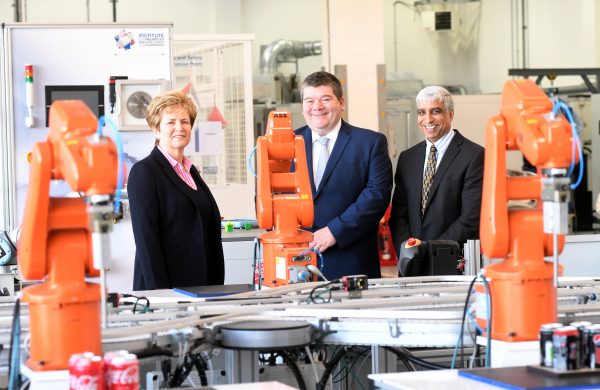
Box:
left=390, top=86, right=484, bottom=257
left=295, top=71, right=393, bottom=280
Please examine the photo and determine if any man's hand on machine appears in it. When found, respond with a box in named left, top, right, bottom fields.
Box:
left=309, top=227, right=336, bottom=253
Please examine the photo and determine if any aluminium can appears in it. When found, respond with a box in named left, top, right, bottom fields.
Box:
left=587, top=324, right=600, bottom=368
left=540, top=322, right=562, bottom=367
left=553, top=326, right=580, bottom=371
left=69, top=352, right=105, bottom=390
left=107, top=353, right=140, bottom=390
left=570, top=321, right=592, bottom=368
left=103, top=350, right=130, bottom=389
left=582, top=324, right=600, bottom=368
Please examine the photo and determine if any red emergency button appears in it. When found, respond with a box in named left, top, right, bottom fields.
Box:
left=405, top=237, right=422, bottom=248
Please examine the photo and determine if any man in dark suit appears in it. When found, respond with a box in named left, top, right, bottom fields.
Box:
left=390, top=86, right=484, bottom=256
left=295, top=71, right=393, bottom=280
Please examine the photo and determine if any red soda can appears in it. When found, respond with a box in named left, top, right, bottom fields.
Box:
left=109, top=353, right=140, bottom=390
left=103, top=350, right=129, bottom=389
left=69, top=352, right=105, bottom=390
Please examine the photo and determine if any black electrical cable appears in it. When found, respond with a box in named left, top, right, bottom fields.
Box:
left=192, top=354, right=208, bottom=387
left=168, top=354, right=196, bottom=387
left=480, top=273, right=493, bottom=367
left=395, top=346, right=421, bottom=371
left=7, top=298, right=21, bottom=390
left=258, top=352, right=271, bottom=364
left=459, top=276, right=478, bottom=369
left=316, top=347, right=348, bottom=390
left=280, top=349, right=307, bottom=390
left=333, top=347, right=364, bottom=382
left=120, top=293, right=150, bottom=314
left=161, top=359, right=171, bottom=387
left=319, top=345, right=328, bottom=363
left=165, top=351, right=212, bottom=387
left=133, top=345, right=173, bottom=359
left=332, top=346, right=370, bottom=384
left=252, top=238, right=260, bottom=290
left=347, top=348, right=373, bottom=389
left=383, top=346, right=448, bottom=370
left=308, top=279, right=339, bottom=304
left=383, top=346, right=415, bottom=372
left=167, top=363, right=185, bottom=387
left=184, top=355, right=199, bottom=386
left=472, top=342, right=483, bottom=368
left=133, top=296, right=150, bottom=314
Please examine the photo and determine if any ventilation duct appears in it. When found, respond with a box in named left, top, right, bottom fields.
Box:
left=259, top=40, right=322, bottom=74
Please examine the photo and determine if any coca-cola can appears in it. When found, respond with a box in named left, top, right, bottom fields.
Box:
left=108, top=353, right=140, bottom=390
left=69, top=352, right=105, bottom=390
left=103, top=350, right=129, bottom=389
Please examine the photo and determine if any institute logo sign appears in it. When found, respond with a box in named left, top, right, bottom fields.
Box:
left=114, top=29, right=135, bottom=50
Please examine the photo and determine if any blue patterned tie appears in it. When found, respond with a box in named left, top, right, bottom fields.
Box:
left=314, top=137, right=330, bottom=189
left=421, top=144, right=437, bottom=216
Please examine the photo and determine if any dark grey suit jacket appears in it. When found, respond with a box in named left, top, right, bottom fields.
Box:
left=389, top=130, right=484, bottom=251
left=128, top=147, right=225, bottom=290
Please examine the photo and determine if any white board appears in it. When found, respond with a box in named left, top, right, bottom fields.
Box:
left=1, top=23, right=173, bottom=291
left=5, top=24, right=172, bottom=223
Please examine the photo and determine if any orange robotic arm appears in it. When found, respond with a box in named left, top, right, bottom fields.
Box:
left=480, top=79, right=578, bottom=342
left=256, top=111, right=313, bottom=231
left=481, top=79, right=575, bottom=259
left=17, top=100, right=118, bottom=370
left=19, top=100, right=118, bottom=279
left=256, top=111, right=316, bottom=287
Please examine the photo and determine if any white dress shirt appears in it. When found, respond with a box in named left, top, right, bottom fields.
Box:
left=423, top=129, right=455, bottom=174
left=311, top=120, right=342, bottom=181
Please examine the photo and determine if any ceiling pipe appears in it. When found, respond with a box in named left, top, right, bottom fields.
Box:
left=259, top=40, right=322, bottom=74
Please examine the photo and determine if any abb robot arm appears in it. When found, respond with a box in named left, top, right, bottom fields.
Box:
left=18, top=100, right=118, bottom=370
left=256, top=111, right=317, bottom=287
left=480, top=79, right=577, bottom=342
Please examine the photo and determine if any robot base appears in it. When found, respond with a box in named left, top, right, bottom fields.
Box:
left=477, top=336, right=539, bottom=368
left=20, top=365, right=69, bottom=390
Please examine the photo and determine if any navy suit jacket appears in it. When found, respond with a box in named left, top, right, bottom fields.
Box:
left=295, top=121, right=393, bottom=280
left=389, top=130, right=484, bottom=252
left=128, top=147, right=225, bottom=290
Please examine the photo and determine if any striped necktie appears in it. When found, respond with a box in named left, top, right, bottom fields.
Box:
left=421, top=144, right=437, bottom=216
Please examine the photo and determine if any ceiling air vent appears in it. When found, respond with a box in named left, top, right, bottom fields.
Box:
left=435, top=11, right=452, bottom=30
left=422, top=11, right=456, bottom=32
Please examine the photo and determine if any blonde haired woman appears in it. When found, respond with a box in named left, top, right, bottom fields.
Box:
left=128, top=91, right=224, bottom=290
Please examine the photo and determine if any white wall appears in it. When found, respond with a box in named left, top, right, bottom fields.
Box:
left=3, top=0, right=598, bottom=93
left=0, top=0, right=16, bottom=20
left=526, top=0, right=597, bottom=86
left=476, top=0, right=512, bottom=93
left=20, top=0, right=230, bottom=31
left=383, top=1, right=483, bottom=92
left=383, top=0, right=599, bottom=94
left=0, top=0, right=320, bottom=77
left=326, top=0, right=385, bottom=130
